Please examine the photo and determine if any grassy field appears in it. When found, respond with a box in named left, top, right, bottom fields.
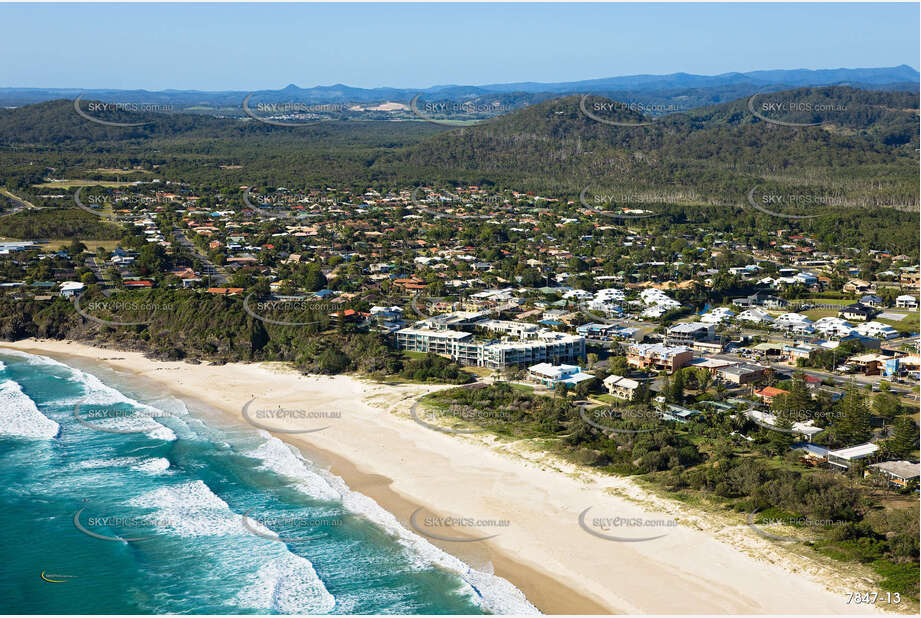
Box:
left=44, top=239, right=124, bottom=252
left=800, top=297, right=853, bottom=305
left=802, top=308, right=841, bottom=321
left=877, top=312, right=920, bottom=333
left=594, top=393, right=629, bottom=404
left=87, top=168, right=153, bottom=175
left=33, top=180, right=137, bottom=189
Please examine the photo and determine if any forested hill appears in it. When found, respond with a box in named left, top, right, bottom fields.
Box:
left=381, top=87, right=919, bottom=209
left=0, top=87, right=917, bottom=217
left=0, top=98, right=442, bottom=147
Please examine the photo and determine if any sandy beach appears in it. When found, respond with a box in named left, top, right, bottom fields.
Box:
left=1, top=339, right=892, bottom=615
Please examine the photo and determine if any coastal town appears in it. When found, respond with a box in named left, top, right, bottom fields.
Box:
left=1, top=179, right=919, bottom=488
left=1, top=2, right=919, bottom=615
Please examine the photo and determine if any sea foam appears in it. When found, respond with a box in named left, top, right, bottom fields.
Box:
left=245, top=435, right=341, bottom=503
left=0, top=349, right=180, bottom=441
left=0, top=378, right=60, bottom=439
left=235, top=553, right=337, bottom=614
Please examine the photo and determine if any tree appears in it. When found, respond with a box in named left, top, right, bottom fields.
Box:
left=886, top=416, right=919, bottom=458
left=137, top=244, right=169, bottom=275
left=303, top=263, right=327, bottom=292
left=872, top=391, right=901, bottom=420
left=670, top=369, right=685, bottom=404
left=632, top=382, right=651, bottom=404
left=836, top=384, right=873, bottom=444
left=696, top=367, right=712, bottom=393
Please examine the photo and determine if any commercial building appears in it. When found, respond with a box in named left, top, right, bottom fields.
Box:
left=717, top=363, right=767, bottom=386
left=626, top=343, right=693, bottom=373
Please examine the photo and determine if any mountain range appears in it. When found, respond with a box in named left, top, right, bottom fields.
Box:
left=1, top=65, right=917, bottom=112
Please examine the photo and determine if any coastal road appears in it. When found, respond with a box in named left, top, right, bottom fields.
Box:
left=172, top=226, right=228, bottom=286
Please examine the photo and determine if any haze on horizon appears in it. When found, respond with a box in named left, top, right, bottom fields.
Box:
left=0, top=2, right=918, bottom=91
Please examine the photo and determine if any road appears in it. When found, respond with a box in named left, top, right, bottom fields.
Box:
left=172, top=226, right=228, bottom=286
left=86, top=255, right=112, bottom=285
left=0, top=188, right=37, bottom=215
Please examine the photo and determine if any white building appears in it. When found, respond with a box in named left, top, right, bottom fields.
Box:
left=59, top=281, right=85, bottom=298
left=737, top=309, right=774, bottom=324
left=595, top=287, right=626, bottom=302
left=895, top=295, right=918, bottom=310
left=528, top=363, right=595, bottom=388
left=563, top=289, right=593, bottom=301
left=855, top=321, right=899, bottom=340
left=773, top=312, right=814, bottom=334
left=701, top=307, right=735, bottom=324
left=814, top=317, right=856, bottom=338
left=603, top=375, right=641, bottom=400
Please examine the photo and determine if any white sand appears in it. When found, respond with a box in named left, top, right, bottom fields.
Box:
left=1, top=339, right=894, bottom=615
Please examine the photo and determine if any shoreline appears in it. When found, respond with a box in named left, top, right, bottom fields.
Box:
left=0, top=339, right=890, bottom=615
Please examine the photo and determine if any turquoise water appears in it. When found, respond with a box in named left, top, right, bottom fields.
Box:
left=0, top=349, right=535, bottom=614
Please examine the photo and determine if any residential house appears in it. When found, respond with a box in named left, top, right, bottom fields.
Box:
left=603, top=375, right=641, bottom=400
left=528, top=363, right=595, bottom=388
left=665, top=322, right=715, bottom=346
left=754, top=386, right=789, bottom=404
left=826, top=443, right=880, bottom=470
left=59, top=281, right=85, bottom=298
left=865, top=461, right=921, bottom=489
left=895, top=295, right=918, bottom=310
left=736, top=309, right=774, bottom=324
left=839, top=303, right=874, bottom=322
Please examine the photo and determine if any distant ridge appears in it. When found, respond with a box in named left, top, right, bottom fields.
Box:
left=0, top=65, right=917, bottom=109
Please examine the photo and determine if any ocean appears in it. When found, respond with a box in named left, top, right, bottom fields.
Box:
left=0, top=348, right=537, bottom=614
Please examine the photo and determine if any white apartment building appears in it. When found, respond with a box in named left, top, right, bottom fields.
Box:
left=395, top=326, right=585, bottom=369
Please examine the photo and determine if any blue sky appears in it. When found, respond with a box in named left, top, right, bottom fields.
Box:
left=1, top=2, right=917, bottom=90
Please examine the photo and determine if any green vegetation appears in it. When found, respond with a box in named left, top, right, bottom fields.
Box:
left=418, top=380, right=920, bottom=599
left=0, top=208, right=122, bottom=240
